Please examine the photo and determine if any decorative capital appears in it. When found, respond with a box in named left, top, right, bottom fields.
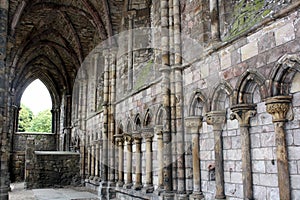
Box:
left=124, top=133, right=133, bottom=144
left=265, top=96, right=292, bottom=122
left=132, top=132, right=142, bottom=142
left=155, top=125, right=163, bottom=139
left=230, top=104, right=256, bottom=127
left=185, top=116, right=203, bottom=134
left=206, top=111, right=226, bottom=130
left=114, top=134, right=124, bottom=145
left=142, top=128, right=154, bottom=141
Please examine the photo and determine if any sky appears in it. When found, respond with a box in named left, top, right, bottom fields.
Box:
left=21, top=79, right=52, bottom=115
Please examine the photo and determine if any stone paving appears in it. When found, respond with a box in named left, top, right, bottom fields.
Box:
left=9, top=183, right=99, bottom=200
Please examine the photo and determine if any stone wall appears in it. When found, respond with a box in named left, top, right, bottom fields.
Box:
left=25, top=138, right=80, bottom=189
left=72, top=1, right=300, bottom=200
left=11, top=132, right=56, bottom=182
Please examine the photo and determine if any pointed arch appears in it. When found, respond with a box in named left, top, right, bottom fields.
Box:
left=117, top=121, right=124, bottom=135
left=210, top=81, right=233, bottom=111
left=126, top=118, right=133, bottom=133
left=143, top=109, right=153, bottom=127
left=155, top=105, right=167, bottom=126
left=270, top=53, right=300, bottom=96
left=189, top=89, right=207, bottom=116
left=134, top=114, right=142, bottom=131
left=233, top=70, right=267, bottom=105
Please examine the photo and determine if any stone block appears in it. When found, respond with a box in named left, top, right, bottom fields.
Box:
left=252, top=173, right=260, bottom=185
left=220, top=49, right=231, bottom=70
left=230, top=172, right=242, bottom=184
left=258, top=32, right=276, bottom=53
left=266, top=160, right=277, bottom=174
left=252, top=148, right=273, bottom=160
left=291, top=175, right=300, bottom=189
left=267, top=187, right=279, bottom=200
left=253, top=185, right=267, bottom=200
left=251, top=134, right=261, bottom=148
left=252, top=161, right=266, bottom=173
left=289, top=160, right=298, bottom=175
left=259, top=174, right=278, bottom=187
left=260, top=132, right=275, bottom=147
left=241, top=41, right=258, bottom=61
left=288, top=146, right=300, bottom=160
left=275, top=22, right=295, bottom=46
left=292, top=190, right=300, bottom=200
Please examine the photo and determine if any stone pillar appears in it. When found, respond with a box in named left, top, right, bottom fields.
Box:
left=206, top=111, right=226, bottom=199
left=230, top=104, right=256, bottom=200
left=127, top=11, right=135, bottom=91
left=142, top=130, right=154, bottom=193
left=87, top=145, right=92, bottom=179
left=115, top=134, right=124, bottom=187
left=133, top=132, right=143, bottom=190
left=91, top=144, right=95, bottom=177
left=210, top=0, right=220, bottom=42
left=124, top=134, right=133, bottom=189
left=155, top=126, right=164, bottom=193
left=102, top=50, right=110, bottom=182
left=266, top=96, right=292, bottom=200
left=185, top=116, right=204, bottom=200
left=95, top=142, right=100, bottom=178
left=25, top=138, right=35, bottom=189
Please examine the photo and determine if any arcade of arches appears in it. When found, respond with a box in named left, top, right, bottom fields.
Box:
left=1, top=0, right=300, bottom=199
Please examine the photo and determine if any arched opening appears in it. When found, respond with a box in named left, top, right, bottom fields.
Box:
left=19, top=79, right=52, bottom=133
left=11, top=79, right=54, bottom=183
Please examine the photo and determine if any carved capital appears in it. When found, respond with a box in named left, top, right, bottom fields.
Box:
left=155, top=125, right=164, bottom=138
left=143, top=128, right=154, bottom=141
left=124, top=133, right=133, bottom=144
left=206, top=111, right=226, bottom=130
left=185, top=116, right=203, bottom=134
left=230, top=104, right=256, bottom=127
left=266, top=96, right=292, bottom=122
left=114, top=134, right=124, bottom=146
left=132, top=132, right=142, bottom=142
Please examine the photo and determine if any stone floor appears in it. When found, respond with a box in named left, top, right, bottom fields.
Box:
left=9, top=183, right=100, bottom=200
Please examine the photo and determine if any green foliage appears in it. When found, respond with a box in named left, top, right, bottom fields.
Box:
left=18, top=105, right=52, bottom=133
left=18, top=104, right=33, bottom=132
left=29, top=109, right=52, bottom=133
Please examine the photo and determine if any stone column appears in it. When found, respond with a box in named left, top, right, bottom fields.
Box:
left=210, top=0, right=220, bottom=42
left=124, top=134, right=133, bottom=189
left=115, top=134, right=124, bottom=187
left=95, top=142, right=100, bottom=178
left=142, top=130, right=154, bottom=193
left=206, top=111, right=226, bottom=199
left=185, top=116, right=204, bottom=200
left=266, top=96, right=292, bottom=200
left=127, top=11, right=135, bottom=91
left=133, top=132, right=143, bottom=190
left=155, top=126, right=164, bottom=192
left=91, top=144, right=95, bottom=178
left=87, top=144, right=92, bottom=179
left=230, top=104, right=256, bottom=200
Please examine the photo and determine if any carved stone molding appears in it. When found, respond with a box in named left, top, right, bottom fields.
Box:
left=230, top=104, right=256, bottom=127
left=265, top=96, right=292, bottom=122
left=114, top=134, right=124, bottom=145
left=206, top=111, right=226, bottom=131
left=123, top=134, right=133, bottom=144
left=185, top=116, right=203, bottom=133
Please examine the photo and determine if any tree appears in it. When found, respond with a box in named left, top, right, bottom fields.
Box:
left=28, top=109, right=52, bottom=132
left=18, top=104, right=33, bottom=132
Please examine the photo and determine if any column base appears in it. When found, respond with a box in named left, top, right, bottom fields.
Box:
left=177, top=193, right=189, bottom=200
left=215, top=194, right=226, bottom=199
left=132, top=183, right=143, bottom=190
left=116, top=181, right=124, bottom=188
left=189, top=192, right=204, bottom=200
left=142, top=184, right=154, bottom=193
left=0, top=186, right=9, bottom=200
left=123, top=183, right=133, bottom=189
left=107, top=181, right=116, bottom=199
left=162, top=192, right=175, bottom=200
left=154, top=185, right=165, bottom=195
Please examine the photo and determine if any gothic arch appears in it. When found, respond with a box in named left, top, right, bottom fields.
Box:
left=233, top=70, right=267, bottom=105
left=189, top=89, right=207, bottom=116
left=126, top=118, right=133, bottom=134
left=134, top=114, right=142, bottom=131
left=117, top=122, right=124, bottom=135
left=155, top=105, right=167, bottom=126
left=210, top=81, right=233, bottom=111
left=143, top=109, right=153, bottom=127
left=270, top=53, right=300, bottom=96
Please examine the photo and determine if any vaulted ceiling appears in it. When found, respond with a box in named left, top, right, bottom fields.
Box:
left=7, top=0, right=124, bottom=105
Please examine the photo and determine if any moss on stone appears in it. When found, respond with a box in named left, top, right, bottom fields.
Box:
left=134, top=60, right=153, bottom=90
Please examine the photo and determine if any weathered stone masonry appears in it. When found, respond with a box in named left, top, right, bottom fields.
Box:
left=1, top=0, right=300, bottom=200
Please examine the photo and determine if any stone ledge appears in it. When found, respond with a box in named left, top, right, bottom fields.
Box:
left=34, top=151, right=80, bottom=155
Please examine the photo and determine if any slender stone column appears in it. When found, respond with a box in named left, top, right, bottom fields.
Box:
left=95, top=142, right=100, bottom=178
left=133, top=132, right=143, bottom=190
left=266, top=96, right=292, bottom=200
left=185, top=116, right=204, bottom=200
left=142, top=129, right=154, bottom=193
left=206, top=111, right=226, bottom=199
left=91, top=144, right=95, bottom=177
left=115, top=134, right=124, bottom=187
left=127, top=11, right=135, bottom=91
left=124, top=134, right=133, bottom=189
left=155, top=126, right=164, bottom=192
left=230, top=104, right=256, bottom=200
left=210, top=0, right=220, bottom=42
left=87, top=144, right=92, bottom=178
